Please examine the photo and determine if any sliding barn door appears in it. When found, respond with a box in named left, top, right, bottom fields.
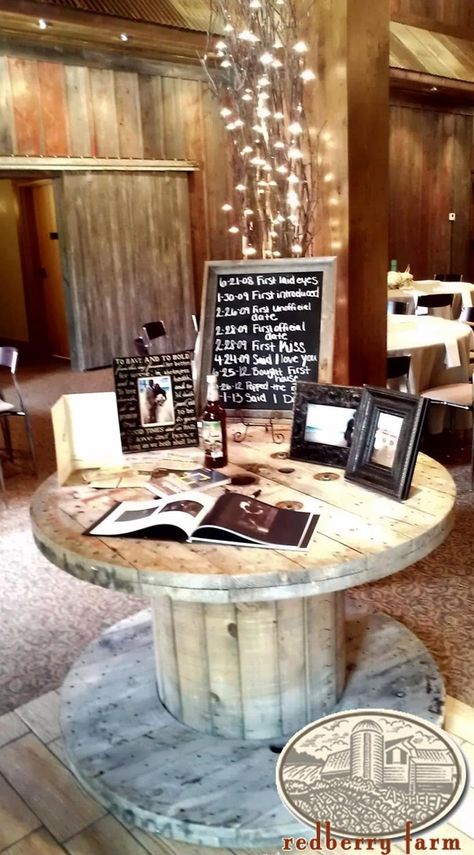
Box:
left=59, top=171, right=196, bottom=370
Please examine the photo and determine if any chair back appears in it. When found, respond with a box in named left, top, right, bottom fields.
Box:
left=134, top=336, right=149, bottom=357
left=387, top=299, right=407, bottom=315
left=142, top=320, right=166, bottom=344
left=434, top=273, right=463, bottom=281
left=415, top=293, right=454, bottom=319
left=0, top=346, right=18, bottom=374
left=386, top=356, right=411, bottom=381
left=460, top=306, right=474, bottom=325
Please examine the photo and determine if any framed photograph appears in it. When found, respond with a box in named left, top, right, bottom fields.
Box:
left=290, top=382, right=363, bottom=468
left=113, top=351, right=199, bottom=453
left=196, top=257, right=337, bottom=419
left=345, top=386, right=428, bottom=501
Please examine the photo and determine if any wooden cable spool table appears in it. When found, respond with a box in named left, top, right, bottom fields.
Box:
left=30, top=437, right=456, bottom=847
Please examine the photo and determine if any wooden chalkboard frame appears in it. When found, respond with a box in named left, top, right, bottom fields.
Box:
left=196, top=257, right=337, bottom=420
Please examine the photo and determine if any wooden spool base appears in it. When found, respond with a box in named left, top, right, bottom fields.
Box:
left=60, top=609, right=444, bottom=848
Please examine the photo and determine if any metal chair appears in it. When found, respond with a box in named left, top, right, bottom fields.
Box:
left=0, top=346, right=36, bottom=475
left=142, top=320, right=166, bottom=353
left=134, top=336, right=149, bottom=356
left=434, top=273, right=463, bottom=282
left=387, top=355, right=411, bottom=393
left=420, top=377, right=473, bottom=489
left=459, top=307, right=474, bottom=364
left=387, top=299, right=408, bottom=315
left=415, top=293, right=454, bottom=318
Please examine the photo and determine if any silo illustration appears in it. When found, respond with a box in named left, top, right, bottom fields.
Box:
left=350, top=719, right=384, bottom=785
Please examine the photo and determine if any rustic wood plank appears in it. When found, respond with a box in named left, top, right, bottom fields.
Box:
left=115, top=71, right=143, bottom=158
left=16, top=691, right=61, bottom=744
left=37, top=61, right=69, bottom=156
left=204, top=603, right=243, bottom=737
left=64, top=66, right=92, bottom=156
left=237, top=601, right=280, bottom=739
left=0, top=55, right=14, bottom=154
left=2, top=828, right=66, bottom=855
left=171, top=601, right=211, bottom=731
left=65, top=815, right=150, bottom=855
left=8, top=57, right=41, bottom=155
left=151, top=597, right=181, bottom=718
left=161, top=76, right=185, bottom=159
left=138, top=74, right=165, bottom=159
left=89, top=68, right=119, bottom=157
left=0, top=772, right=41, bottom=850
left=0, top=734, right=106, bottom=842
left=0, top=712, right=29, bottom=749
left=444, top=696, right=474, bottom=741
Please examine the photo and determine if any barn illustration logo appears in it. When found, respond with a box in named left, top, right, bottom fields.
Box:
left=276, top=709, right=467, bottom=841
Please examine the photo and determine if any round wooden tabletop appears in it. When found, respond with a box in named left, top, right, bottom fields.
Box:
left=30, top=439, right=456, bottom=603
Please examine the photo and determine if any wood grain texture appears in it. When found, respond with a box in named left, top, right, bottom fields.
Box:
left=0, top=56, right=14, bottom=154
left=60, top=171, right=195, bottom=370
left=3, top=828, right=66, bottom=855
left=30, top=443, right=456, bottom=605
left=389, top=103, right=472, bottom=278
left=390, top=0, right=474, bottom=32
left=89, top=68, right=119, bottom=157
left=301, top=0, right=390, bottom=386
left=0, top=772, right=41, bottom=850
left=0, top=734, right=105, bottom=842
left=115, top=71, right=143, bottom=158
left=64, top=65, right=92, bottom=156
left=8, top=57, right=41, bottom=155
left=38, top=61, right=69, bottom=156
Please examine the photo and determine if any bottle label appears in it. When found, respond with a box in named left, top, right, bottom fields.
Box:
left=202, top=421, right=224, bottom=459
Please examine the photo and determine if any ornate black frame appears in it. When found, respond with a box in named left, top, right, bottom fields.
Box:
left=345, top=386, right=428, bottom=501
left=289, top=382, right=363, bottom=468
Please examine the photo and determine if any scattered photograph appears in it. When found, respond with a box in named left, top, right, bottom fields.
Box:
left=137, top=375, right=175, bottom=427
left=213, top=495, right=278, bottom=537
left=161, top=499, right=204, bottom=517
left=371, top=412, right=403, bottom=468
left=304, top=404, right=357, bottom=448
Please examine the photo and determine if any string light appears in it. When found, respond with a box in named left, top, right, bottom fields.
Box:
left=120, top=32, right=129, bottom=42
left=38, top=18, right=48, bottom=29
left=204, top=0, right=316, bottom=260
left=288, top=121, right=303, bottom=135
left=293, top=41, right=308, bottom=53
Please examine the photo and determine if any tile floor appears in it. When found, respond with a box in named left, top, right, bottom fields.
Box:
left=0, top=692, right=472, bottom=855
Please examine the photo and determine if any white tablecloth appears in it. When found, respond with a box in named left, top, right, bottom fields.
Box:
left=388, top=280, right=474, bottom=319
left=387, top=315, right=473, bottom=432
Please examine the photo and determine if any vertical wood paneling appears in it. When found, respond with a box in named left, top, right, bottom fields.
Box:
left=182, top=79, right=210, bottom=302
left=237, top=602, right=280, bottom=740
left=114, top=71, right=143, bottom=158
left=0, top=57, right=15, bottom=155
left=38, top=62, right=69, bottom=156
left=61, top=171, right=195, bottom=370
left=138, top=75, right=165, bottom=159
left=161, top=76, right=186, bottom=158
left=64, top=66, right=93, bottom=156
left=8, top=58, right=42, bottom=155
left=389, top=102, right=472, bottom=279
left=89, top=68, right=119, bottom=157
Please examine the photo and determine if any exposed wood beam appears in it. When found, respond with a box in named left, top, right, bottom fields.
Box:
left=390, top=67, right=474, bottom=103
left=391, top=12, right=474, bottom=45
left=0, top=156, right=198, bottom=172
left=0, top=0, right=209, bottom=64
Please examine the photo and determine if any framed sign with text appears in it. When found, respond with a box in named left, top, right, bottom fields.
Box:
left=196, top=258, right=337, bottom=419
left=113, top=351, right=199, bottom=453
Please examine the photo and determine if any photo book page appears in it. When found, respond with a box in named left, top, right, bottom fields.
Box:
left=86, top=491, right=319, bottom=551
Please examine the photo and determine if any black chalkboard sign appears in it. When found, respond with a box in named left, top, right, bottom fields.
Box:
left=197, top=258, right=337, bottom=419
left=113, top=351, right=199, bottom=453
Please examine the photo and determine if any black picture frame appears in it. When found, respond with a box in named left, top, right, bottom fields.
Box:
left=113, top=351, right=199, bottom=453
left=289, top=382, right=363, bottom=468
left=345, top=386, right=428, bottom=501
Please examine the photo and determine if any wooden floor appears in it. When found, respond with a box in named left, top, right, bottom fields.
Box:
left=0, top=692, right=472, bottom=854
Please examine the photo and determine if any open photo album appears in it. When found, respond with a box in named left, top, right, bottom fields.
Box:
left=86, top=491, right=319, bottom=551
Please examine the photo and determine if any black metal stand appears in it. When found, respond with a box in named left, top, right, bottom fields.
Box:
left=232, top=413, right=286, bottom=444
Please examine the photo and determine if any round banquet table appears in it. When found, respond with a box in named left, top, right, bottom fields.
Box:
left=30, top=440, right=456, bottom=847
left=388, top=280, right=474, bottom=318
left=387, top=314, right=473, bottom=396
